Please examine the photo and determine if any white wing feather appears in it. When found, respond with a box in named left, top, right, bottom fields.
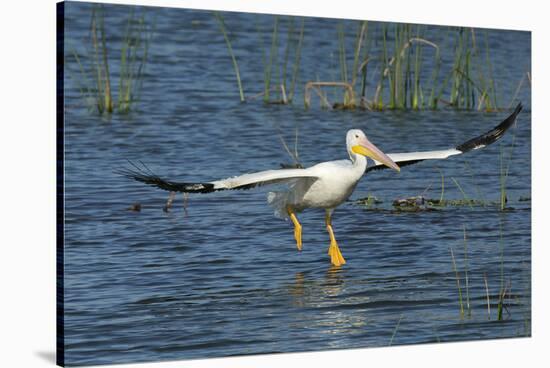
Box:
left=212, top=168, right=318, bottom=190
left=368, top=149, right=462, bottom=171
left=382, top=149, right=461, bottom=165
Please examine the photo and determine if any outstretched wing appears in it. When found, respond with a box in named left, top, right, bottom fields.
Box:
left=117, top=161, right=318, bottom=193
left=365, top=103, right=523, bottom=173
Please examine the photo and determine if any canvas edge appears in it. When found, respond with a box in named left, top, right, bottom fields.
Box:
left=56, top=1, right=65, bottom=367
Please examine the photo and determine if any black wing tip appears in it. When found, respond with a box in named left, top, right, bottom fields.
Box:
left=366, top=103, right=523, bottom=174
left=455, top=102, right=523, bottom=153
left=115, top=161, right=216, bottom=193
left=514, top=102, right=523, bottom=115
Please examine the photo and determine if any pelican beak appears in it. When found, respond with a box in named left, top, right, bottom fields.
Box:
left=352, top=137, right=400, bottom=172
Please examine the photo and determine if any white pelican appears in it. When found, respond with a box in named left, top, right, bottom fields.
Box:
left=120, top=103, right=522, bottom=266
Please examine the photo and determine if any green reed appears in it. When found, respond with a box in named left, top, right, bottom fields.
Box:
left=497, top=219, right=505, bottom=320
left=388, top=314, right=404, bottom=346
left=214, top=12, right=245, bottom=102
left=69, top=5, right=152, bottom=115
left=463, top=225, right=471, bottom=317
left=288, top=18, right=305, bottom=102
left=499, top=122, right=517, bottom=211
left=213, top=16, right=517, bottom=111
left=438, top=169, right=445, bottom=203
left=449, top=225, right=473, bottom=319
left=118, top=9, right=153, bottom=113
left=450, top=246, right=465, bottom=318
left=248, top=16, right=305, bottom=104
left=483, top=273, right=491, bottom=319
left=87, top=5, right=113, bottom=114
left=263, top=16, right=279, bottom=102
left=349, top=24, right=504, bottom=110
left=451, top=177, right=474, bottom=210
left=443, top=28, right=500, bottom=111
left=337, top=23, right=348, bottom=88
left=370, top=23, right=441, bottom=110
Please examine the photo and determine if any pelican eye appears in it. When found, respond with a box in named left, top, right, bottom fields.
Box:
left=355, top=134, right=359, bottom=138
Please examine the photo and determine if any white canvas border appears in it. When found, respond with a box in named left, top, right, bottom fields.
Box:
left=0, top=0, right=546, bottom=367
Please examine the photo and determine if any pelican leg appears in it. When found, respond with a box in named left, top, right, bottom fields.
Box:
left=325, top=210, right=346, bottom=266
left=163, top=191, right=177, bottom=212
left=287, top=206, right=302, bottom=251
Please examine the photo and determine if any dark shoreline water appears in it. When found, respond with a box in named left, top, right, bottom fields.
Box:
left=62, top=2, right=531, bottom=366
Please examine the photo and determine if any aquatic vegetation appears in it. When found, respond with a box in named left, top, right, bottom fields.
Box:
left=449, top=226, right=472, bottom=319
left=304, top=20, right=367, bottom=109
left=388, top=314, right=404, bottom=346
left=450, top=177, right=473, bottom=210
left=118, top=8, right=153, bottom=113
left=276, top=124, right=302, bottom=168
left=428, top=198, right=486, bottom=207
left=483, top=273, right=491, bottom=319
left=304, top=81, right=356, bottom=109
left=449, top=221, right=518, bottom=321
left=509, top=71, right=530, bottom=108
left=496, top=219, right=508, bottom=321
left=389, top=195, right=489, bottom=211
left=223, top=15, right=305, bottom=104
left=450, top=246, right=465, bottom=318
left=463, top=225, right=471, bottom=317
left=68, top=5, right=153, bottom=114
left=356, top=194, right=383, bottom=208
left=498, top=119, right=517, bottom=210
left=258, top=16, right=305, bottom=104
left=214, top=12, right=245, bottom=102
left=264, top=16, right=279, bottom=103
left=355, top=194, right=525, bottom=212
left=368, top=25, right=501, bottom=111
left=214, top=16, right=527, bottom=111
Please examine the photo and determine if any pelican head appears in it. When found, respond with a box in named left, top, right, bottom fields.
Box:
left=346, top=129, right=400, bottom=172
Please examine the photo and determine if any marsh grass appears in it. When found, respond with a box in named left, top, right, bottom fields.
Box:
left=427, top=198, right=488, bottom=207
left=337, top=24, right=498, bottom=110
left=509, top=71, right=530, bottom=108
left=450, top=225, right=472, bottom=319
left=285, top=18, right=305, bottom=103
left=69, top=5, right=152, bottom=115
left=216, top=16, right=520, bottom=111
left=483, top=273, right=491, bottom=319
left=356, top=194, right=383, bottom=208
left=304, top=82, right=356, bottom=109
left=305, top=20, right=372, bottom=109
left=451, top=177, right=474, bottom=209
left=463, top=160, right=487, bottom=206
left=499, top=119, right=517, bottom=210
left=251, top=16, right=305, bottom=104
left=496, top=219, right=508, bottom=321
left=446, top=212, right=526, bottom=323
left=463, top=225, right=471, bottom=317
left=92, top=7, right=113, bottom=113
left=118, top=8, right=153, bottom=113
left=264, top=16, right=280, bottom=103
left=388, top=314, right=404, bottom=346
left=315, top=23, right=492, bottom=111
left=276, top=123, right=302, bottom=168
left=450, top=246, right=465, bottom=318
left=214, top=12, right=245, bottom=102
left=437, top=168, right=445, bottom=203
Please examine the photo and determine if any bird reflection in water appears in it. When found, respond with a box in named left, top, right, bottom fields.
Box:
left=287, top=267, right=368, bottom=342
left=288, top=266, right=346, bottom=307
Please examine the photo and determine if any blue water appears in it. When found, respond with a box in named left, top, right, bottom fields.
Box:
left=62, top=2, right=531, bottom=366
